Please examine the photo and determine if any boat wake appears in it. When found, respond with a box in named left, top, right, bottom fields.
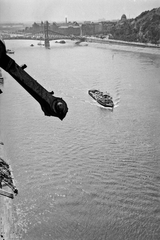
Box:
left=56, top=70, right=121, bottom=110
left=113, top=78, right=121, bottom=108
left=54, top=89, right=103, bottom=107
left=114, top=97, right=120, bottom=108
left=88, top=89, right=114, bottom=108
left=56, top=86, right=120, bottom=110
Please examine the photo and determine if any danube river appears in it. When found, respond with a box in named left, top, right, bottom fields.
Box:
left=0, top=39, right=160, bottom=240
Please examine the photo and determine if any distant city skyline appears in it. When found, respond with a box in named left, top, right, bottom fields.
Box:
left=0, top=0, right=160, bottom=23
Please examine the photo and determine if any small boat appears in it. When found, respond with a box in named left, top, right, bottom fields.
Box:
left=37, top=43, right=44, bottom=46
left=55, top=40, right=66, bottom=44
left=37, top=41, right=44, bottom=46
left=0, top=69, right=4, bottom=84
left=6, top=49, right=14, bottom=54
left=88, top=89, right=114, bottom=108
left=30, top=44, right=34, bottom=47
left=0, top=157, right=18, bottom=199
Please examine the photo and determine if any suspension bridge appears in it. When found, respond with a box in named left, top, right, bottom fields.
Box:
left=34, top=21, right=86, bottom=49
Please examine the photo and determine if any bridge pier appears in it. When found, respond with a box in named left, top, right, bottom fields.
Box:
left=44, top=38, right=50, bottom=49
left=44, top=21, right=50, bottom=49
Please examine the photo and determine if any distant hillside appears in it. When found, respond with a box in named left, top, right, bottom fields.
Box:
left=109, top=7, right=160, bottom=44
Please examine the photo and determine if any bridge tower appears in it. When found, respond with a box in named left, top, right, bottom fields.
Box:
left=80, top=25, right=83, bottom=37
left=44, top=21, right=50, bottom=49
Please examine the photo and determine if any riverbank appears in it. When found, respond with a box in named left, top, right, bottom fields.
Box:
left=86, top=37, right=160, bottom=49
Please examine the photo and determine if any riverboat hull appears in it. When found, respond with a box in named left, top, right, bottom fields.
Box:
left=88, top=89, right=114, bottom=108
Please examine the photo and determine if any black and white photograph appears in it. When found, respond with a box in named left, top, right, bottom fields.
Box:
left=0, top=0, right=160, bottom=239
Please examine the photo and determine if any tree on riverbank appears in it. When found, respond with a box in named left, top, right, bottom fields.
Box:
left=109, top=7, right=160, bottom=44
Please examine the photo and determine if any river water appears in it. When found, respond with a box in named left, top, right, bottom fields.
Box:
left=0, top=40, right=160, bottom=240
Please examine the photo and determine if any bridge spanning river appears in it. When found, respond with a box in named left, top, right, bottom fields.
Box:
left=2, top=21, right=85, bottom=48
left=36, top=21, right=85, bottom=48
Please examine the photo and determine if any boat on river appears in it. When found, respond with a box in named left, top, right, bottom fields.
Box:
left=0, top=157, right=18, bottom=199
left=55, top=40, right=66, bottom=44
left=88, top=89, right=114, bottom=108
left=6, top=49, right=15, bottom=54
left=0, top=69, right=4, bottom=84
left=37, top=41, right=44, bottom=46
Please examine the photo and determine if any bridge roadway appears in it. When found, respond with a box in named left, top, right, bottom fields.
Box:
left=3, top=34, right=86, bottom=42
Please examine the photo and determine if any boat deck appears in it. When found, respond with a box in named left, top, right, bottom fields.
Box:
left=88, top=89, right=114, bottom=108
left=0, top=140, right=19, bottom=240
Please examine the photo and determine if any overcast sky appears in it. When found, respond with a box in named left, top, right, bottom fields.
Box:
left=0, top=0, right=159, bottom=23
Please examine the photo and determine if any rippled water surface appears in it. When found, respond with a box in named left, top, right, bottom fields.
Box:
left=0, top=40, right=160, bottom=240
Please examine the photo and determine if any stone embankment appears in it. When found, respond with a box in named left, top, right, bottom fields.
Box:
left=86, top=37, right=160, bottom=49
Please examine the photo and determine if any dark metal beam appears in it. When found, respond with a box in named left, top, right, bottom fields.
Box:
left=0, top=40, right=68, bottom=120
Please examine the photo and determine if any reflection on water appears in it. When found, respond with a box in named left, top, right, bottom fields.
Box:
left=0, top=40, right=160, bottom=240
